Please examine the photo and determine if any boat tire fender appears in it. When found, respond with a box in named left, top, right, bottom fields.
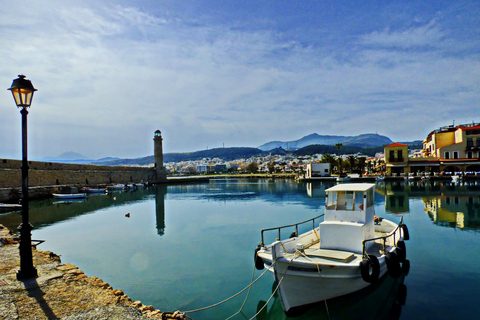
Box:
left=254, top=245, right=265, bottom=270
left=402, top=259, right=410, bottom=276
left=386, top=251, right=402, bottom=278
left=401, top=224, right=410, bottom=241
left=396, top=240, right=406, bottom=262
left=360, top=255, right=380, bottom=283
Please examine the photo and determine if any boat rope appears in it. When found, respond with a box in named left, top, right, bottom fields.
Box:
left=247, top=276, right=284, bottom=320
left=224, top=262, right=257, bottom=320
left=325, top=299, right=331, bottom=320
left=182, top=260, right=277, bottom=315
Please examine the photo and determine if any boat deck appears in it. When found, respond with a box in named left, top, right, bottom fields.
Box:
left=277, top=231, right=389, bottom=267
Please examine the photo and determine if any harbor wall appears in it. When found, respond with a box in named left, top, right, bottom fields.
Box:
left=0, top=159, right=160, bottom=201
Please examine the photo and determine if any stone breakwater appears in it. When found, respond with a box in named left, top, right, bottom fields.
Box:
left=0, top=224, right=183, bottom=320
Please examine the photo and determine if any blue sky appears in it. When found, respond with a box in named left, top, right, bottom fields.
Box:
left=1, top=0, right=479, bottom=159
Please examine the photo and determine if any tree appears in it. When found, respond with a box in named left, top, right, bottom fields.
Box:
left=267, top=161, right=276, bottom=174
left=321, top=154, right=337, bottom=171
left=357, top=157, right=367, bottom=175
left=347, top=155, right=356, bottom=173
left=335, top=143, right=343, bottom=156
left=246, top=162, right=259, bottom=173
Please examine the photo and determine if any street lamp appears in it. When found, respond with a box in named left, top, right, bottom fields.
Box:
left=8, top=75, right=38, bottom=280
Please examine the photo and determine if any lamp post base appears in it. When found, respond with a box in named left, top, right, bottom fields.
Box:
left=16, top=222, right=38, bottom=280
left=16, top=267, right=38, bottom=280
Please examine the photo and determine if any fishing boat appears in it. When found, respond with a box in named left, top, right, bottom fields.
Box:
left=107, top=184, right=126, bottom=191
left=81, top=187, right=107, bottom=194
left=52, top=193, right=87, bottom=199
left=254, top=183, right=409, bottom=315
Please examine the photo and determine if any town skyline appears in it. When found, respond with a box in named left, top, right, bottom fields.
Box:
left=1, top=1, right=479, bottom=160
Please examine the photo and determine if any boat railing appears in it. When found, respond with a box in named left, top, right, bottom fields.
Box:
left=362, top=216, right=404, bottom=257
left=260, top=214, right=325, bottom=246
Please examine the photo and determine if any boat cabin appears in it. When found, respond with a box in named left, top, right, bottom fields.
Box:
left=320, top=183, right=376, bottom=253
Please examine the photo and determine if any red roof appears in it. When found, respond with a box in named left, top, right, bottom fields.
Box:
left=460, top=125, right=480, bottom=131
left=385, top=142, right=408, bottom=148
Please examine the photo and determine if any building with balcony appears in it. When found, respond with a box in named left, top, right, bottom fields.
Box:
left=385, top=122, right=480, bottom=176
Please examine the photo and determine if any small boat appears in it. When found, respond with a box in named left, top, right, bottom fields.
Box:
left=81, top=187, right=107, bottom=194
left=0, top=203, right=22, bottom=213
left=52, top=193, right=87, bottom=199
left=254, top=183, right=409, bottom=315
left=107, top=184, right=125, bottom=191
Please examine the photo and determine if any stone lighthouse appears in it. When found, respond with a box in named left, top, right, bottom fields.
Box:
left=153, top=130, right=166, bottom=182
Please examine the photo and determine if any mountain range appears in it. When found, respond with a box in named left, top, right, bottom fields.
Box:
left=258, top=133, right=395, bottom=151
left=37, top=133, right=422, bottom=165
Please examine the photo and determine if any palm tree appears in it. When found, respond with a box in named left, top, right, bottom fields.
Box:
left=335, top=143, right=343, bottom=156
left=347, top=155, right=356, bottom=173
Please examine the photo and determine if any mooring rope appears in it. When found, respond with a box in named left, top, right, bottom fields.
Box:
left=224, top=262, right=258, bottom=320
left=182, top=260, right=277, bottom=315
left=247, top=276, right=284, bottom=320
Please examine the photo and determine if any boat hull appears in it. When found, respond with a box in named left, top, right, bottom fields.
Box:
left=52, top=193, right=87, bottom=199
left=270, top=255, right=388, bottom=314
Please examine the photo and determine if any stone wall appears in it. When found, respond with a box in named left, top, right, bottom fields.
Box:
left=0, top=158, right=158, bottom=189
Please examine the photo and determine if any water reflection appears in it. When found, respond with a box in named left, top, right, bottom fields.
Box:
left=0, top=187, right=155, bottom=232
left=256, top=273, right=407, bottom=320
left=155, top=185, right=166, bottom=235
left=375, top=180, right=480, bottom=230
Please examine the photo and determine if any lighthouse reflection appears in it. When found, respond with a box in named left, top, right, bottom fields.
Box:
left=155, top=185, right=167, bottom=235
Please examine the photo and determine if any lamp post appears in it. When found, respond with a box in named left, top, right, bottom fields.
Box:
left=8, top=75, right=38, bottom=280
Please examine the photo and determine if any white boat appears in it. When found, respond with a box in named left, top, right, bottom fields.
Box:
left=254, top=183, right=409, bottom=315
left=52, top=193, right=87, bottom=199
left=81, top=187, right=107, bottom=194
left=107, top=184, right=125, bottom=191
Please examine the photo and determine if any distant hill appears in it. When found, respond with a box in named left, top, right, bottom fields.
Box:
left=95, top=147, right=264, bottom=166
left=40, top=151, right=90, bottom=162
left=258, top=133, right=393, bottom=151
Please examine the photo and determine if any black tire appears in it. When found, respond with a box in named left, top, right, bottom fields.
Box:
left=396, top=240, right=406, bottom=262
left=402, top=259, right=410, bottom=276
left=401, top=224, right=410, bottom=241
left=386, top=251, right=401, bottom=278
left=360, top=255, right=380, bottom=283
left=254, top=246, right=265, bottom=270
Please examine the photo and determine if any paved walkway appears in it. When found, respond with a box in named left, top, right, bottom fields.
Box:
left=0, top=224, right=171, bottom=320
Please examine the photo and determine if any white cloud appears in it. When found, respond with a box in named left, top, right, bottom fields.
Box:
left=358, top=19, right=445, bottom=48
left=1, top=1, right=480, bottom=159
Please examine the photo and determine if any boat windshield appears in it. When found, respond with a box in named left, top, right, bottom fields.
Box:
left=326, top=189, right=373, bottom=210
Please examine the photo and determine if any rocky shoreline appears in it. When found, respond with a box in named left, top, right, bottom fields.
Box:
left=0, top=224, right=183, bottom=320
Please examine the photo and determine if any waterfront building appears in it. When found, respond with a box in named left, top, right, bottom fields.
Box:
left=384, top=122, right=480, bottom=176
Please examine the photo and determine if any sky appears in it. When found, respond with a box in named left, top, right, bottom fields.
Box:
left=1, top=0, right=479, bottom=160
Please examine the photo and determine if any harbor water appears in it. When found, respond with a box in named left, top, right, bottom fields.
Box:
left=1, top=179, right=479, bottom=319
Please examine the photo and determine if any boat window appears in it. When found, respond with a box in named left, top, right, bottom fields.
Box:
left=355, top=191, right=363, bottom=210
left=326, top=191, right=337, bottom=209
left=336, top=191, right=354, bottom=210
left=366, top=188, right=374, bottom=207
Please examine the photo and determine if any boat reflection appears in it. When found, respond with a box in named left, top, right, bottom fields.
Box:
left=255, top=270, right=408, bottom=320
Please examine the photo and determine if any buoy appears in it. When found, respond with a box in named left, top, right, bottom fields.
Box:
left=360, top=255, right=380, bottom=283
left=125, top=213, right=130, bottom=218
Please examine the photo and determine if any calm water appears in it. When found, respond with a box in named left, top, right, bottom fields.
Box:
left=1, top=179, right=480, bottom=319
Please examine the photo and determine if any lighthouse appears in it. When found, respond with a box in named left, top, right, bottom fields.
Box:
left=153, top=130, right=166, bottom=182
